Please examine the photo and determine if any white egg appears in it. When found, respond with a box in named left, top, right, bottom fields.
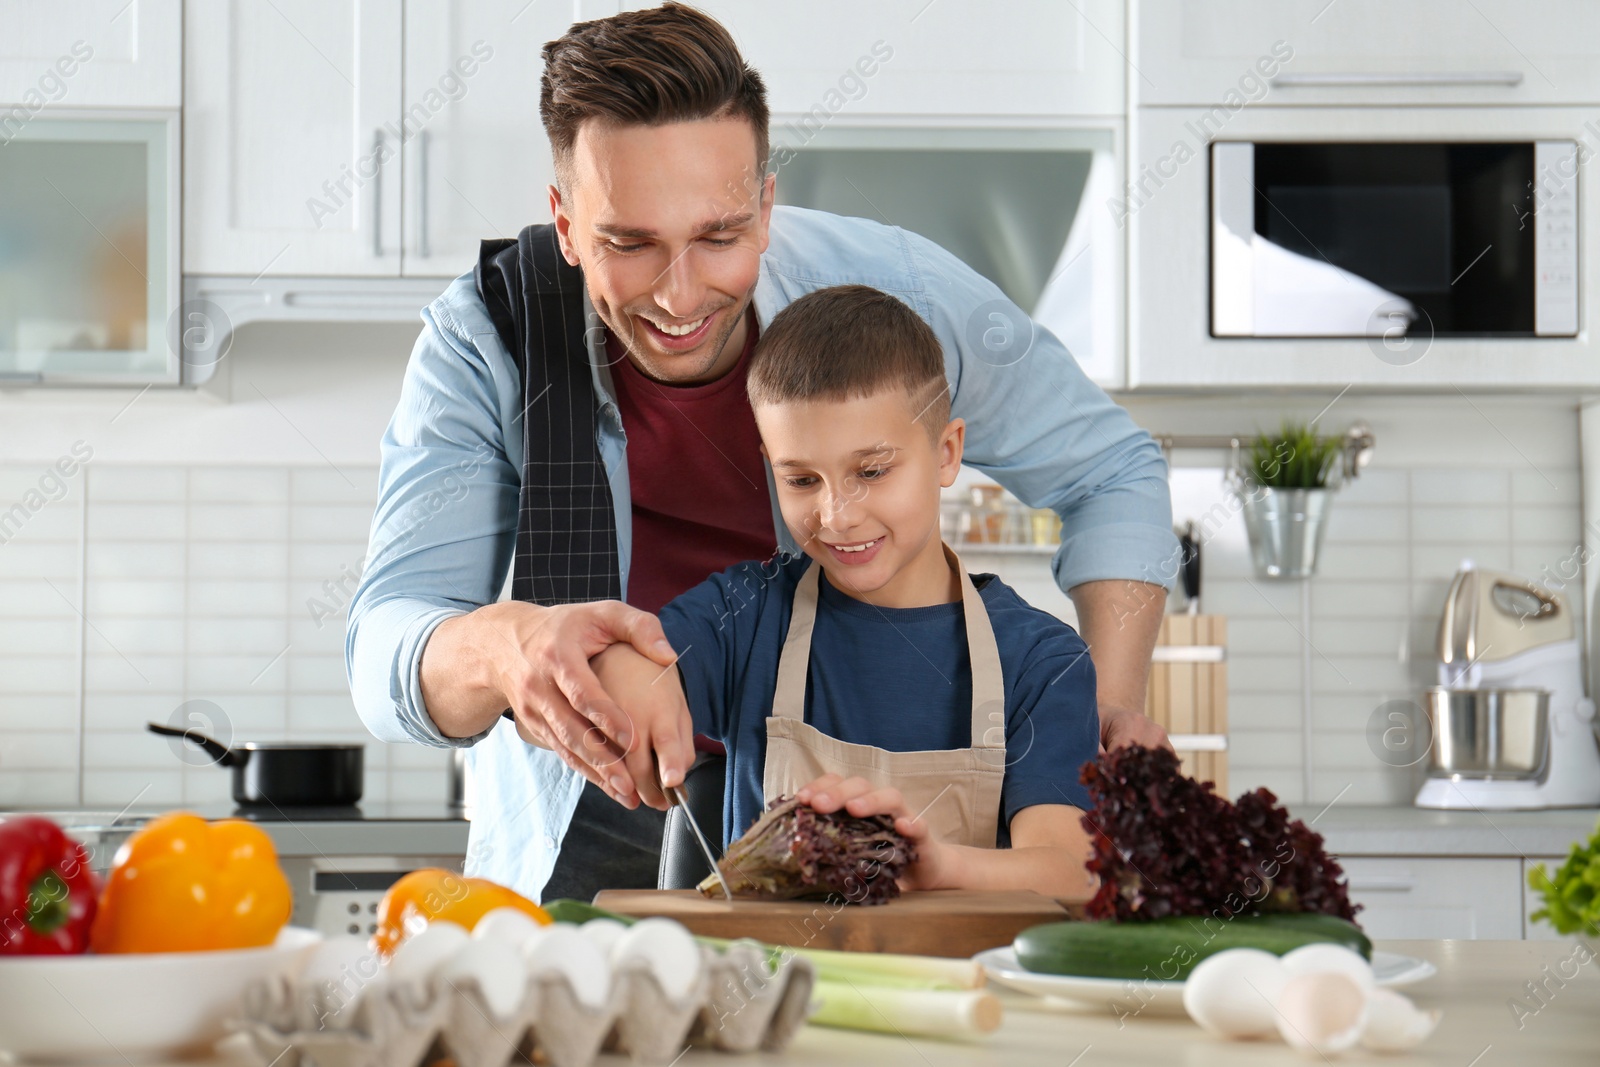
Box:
left=1275, top=972, right=1368, bottom=1055
left=1280, top=943, right=1376, bottom=992
left=473, top=907, right=549, bottom=953
left=387, top=921, right=470, bottom=983
left=579, top=917, right=629, bottom=954
left=1362, top=988, right=1442, bottom=1051
left=610, top=918, right=703, bottom=1002
left=1182, top=949, right=1289, bottom=1039
left=299, top=936, right=387, bottom=1023
left=437, top=937, right=529, bottom=1021
left=525, top=924, right=612, bottom=1010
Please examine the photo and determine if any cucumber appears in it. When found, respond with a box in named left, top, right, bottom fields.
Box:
left=1014, top=912, right=1371, bottom=982
left=541, top=899, right=636, bottom=926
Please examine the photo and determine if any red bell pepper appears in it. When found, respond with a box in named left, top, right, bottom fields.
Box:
left=0, top=816, right=100, bottom=955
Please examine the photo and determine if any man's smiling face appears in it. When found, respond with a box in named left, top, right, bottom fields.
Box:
left=550, top=116, right=774, bottom=385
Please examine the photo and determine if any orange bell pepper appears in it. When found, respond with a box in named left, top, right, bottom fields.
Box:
left=89, top=812, right=292, bottom=954
left=372, top=868, right=550, bottom=957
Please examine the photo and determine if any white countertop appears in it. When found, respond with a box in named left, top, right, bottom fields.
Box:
left=1289, top=803, right=1599, bottom=858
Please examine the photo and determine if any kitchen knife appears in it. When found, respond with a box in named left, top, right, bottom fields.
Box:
left=1180, top=520, right=1201, bottom=615
left=671, top=784, right=734, bottom=900
left=653, top=755, right=733, bottom=900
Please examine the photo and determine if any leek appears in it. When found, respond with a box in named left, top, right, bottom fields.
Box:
left=810, top=980, right=1002, bottom=1038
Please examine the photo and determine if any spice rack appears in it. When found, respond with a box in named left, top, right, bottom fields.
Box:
left=1146, top=615, right=1229, bottom=794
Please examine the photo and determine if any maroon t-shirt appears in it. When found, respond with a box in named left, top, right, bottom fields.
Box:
left=608, top=320, right=777, bottom=620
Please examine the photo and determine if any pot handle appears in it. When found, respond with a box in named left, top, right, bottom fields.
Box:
left=146, top=721, right=241, bottom=767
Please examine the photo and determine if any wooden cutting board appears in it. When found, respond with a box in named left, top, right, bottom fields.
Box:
left=591, top=889, right=1069, bottom=958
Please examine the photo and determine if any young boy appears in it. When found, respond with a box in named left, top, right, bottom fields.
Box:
left=589, top=285, right=1100, bottom=899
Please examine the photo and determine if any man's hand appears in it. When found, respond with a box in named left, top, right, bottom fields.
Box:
left=1099, top=704, right=1175, bottom=754
left=419, top=599, right=681, bottom=806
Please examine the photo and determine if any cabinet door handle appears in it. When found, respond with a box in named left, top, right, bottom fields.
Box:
left=372, top=128, right=385, bottom=258
left=1348, top=877, right=1417, bottom=892
left=1269, top=71, right=1523, bottom=88
left=417, top=128, right=430, bottom=261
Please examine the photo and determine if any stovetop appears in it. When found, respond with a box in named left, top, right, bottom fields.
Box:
left=7, top=801, right=468, bottom=832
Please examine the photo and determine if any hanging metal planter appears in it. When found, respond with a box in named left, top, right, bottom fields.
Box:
left=1226, top=422, right=1374, bottom=580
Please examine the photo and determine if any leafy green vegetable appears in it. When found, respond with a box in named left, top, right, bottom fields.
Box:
left=1528, top=819, right=1600, bottom=936
left=1245, top=421, right=1343, bottom=490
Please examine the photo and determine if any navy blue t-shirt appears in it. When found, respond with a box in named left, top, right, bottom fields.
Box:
left=657, top=553, right=1099, bottom=848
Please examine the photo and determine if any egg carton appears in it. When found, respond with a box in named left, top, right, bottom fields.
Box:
left=230, top=941, right=815, bottom=1067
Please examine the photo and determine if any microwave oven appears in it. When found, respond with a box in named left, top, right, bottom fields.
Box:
left=1211, top=139, right=1578, bottom=340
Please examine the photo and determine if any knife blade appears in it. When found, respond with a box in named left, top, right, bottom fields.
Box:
left=671, top=783, right=734, bottom=900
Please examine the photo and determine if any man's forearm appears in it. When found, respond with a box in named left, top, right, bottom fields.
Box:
left=1069, top=579, right=1166, bottom=715
left=420, top=604, right=523, bottom=739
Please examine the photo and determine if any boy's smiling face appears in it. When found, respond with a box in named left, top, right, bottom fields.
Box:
left=758, top=385, right=964, bottom=608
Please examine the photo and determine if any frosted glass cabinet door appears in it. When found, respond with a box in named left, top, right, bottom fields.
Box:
left=0, top=114, right=180, bottom=383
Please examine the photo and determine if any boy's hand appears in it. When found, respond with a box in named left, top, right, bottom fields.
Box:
left=584, top=644, right=696, bottom=812
left=794, top=774, right=959, bottom=892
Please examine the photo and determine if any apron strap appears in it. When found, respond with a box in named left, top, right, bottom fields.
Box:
left=770, top=543, right=1008, bottom=753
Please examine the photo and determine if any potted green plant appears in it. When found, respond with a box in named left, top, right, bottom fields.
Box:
left=1229, top=421, right=1345, bottom=579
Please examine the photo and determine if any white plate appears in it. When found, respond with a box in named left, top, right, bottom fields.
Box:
left=0, top=926, right=321, bottom=1061
left=975, top=947, right=1437, bottom=1016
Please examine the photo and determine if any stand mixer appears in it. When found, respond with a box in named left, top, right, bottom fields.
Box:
left=1416, top=563, right=1600, bottom=809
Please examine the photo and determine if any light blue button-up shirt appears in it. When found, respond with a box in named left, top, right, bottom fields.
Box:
left=347, top=205, right=1177, bottom=901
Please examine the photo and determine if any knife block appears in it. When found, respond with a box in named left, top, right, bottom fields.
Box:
left=1146, top=614, right=1229, bottom=794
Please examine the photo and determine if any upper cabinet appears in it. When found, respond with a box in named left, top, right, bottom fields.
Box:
left=643, top=0, right=1125, bottom=118
left=399, top=0, right=571, bottom=277
left=1139, top=0, right=1600, bottom=107
left=0, top=0, right=180, bottom=109
left=184, top=0, right=402, bottom=276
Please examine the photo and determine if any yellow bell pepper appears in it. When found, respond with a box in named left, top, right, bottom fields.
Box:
left=372, top=868, right=550, bottom=957
left=89, top=812, right=292, bottom=954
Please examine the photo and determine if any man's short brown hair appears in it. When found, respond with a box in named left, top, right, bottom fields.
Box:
left=540, top=3, right=769, bottom=189
left=748, top=285, right=952, bottom=439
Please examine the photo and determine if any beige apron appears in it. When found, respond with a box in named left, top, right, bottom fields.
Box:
left=761, top=542, right=1008, bottom=847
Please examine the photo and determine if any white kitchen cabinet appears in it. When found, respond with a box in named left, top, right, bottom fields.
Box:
left=627, top=0, right=1125, bottom=119
left=0, top=0, right=180, bottom=109
left=184, top=0, right=402, bottom=276
left=400, top=0, right=570, bottom=277
left=1138, top=0, right=1600, bottom=107
left=1340, top=856, right=1526, bottom=940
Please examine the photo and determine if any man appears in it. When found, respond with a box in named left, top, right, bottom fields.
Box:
left=347, top=3, right=1178, bottom=903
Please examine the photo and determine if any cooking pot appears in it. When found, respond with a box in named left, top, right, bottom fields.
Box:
left=146, top=722, right=364, bottom=807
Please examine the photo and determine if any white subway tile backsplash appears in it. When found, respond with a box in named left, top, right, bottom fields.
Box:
left=0, top=771, right=78, bottom=807
left=81, top=770, right=182, bottom=808
left=1336, top=468, right=1409, bottom=505
left=1311, top=655, right=1414, bottom=695
left=1411, top=505, right=1512, bottom=544
left=189, top=504, right=289, bottom=542
left=289, top=654, right=350, bottom=693
left=188, top=468, right=290, bottom=505
left=293, top=468, right=379, bottom=504
left=187, top=580, right=290, bottom=618
left=1228, top=693, right=1303, bottom=731
left=84, top=693, right=185, bottom=731
left=0, top=695, right=77, bottom=731
left=86, top=653, right=184, bottom=692
left=184, top=694, right=288, bottom=739
left=187, top=542, right=289, bottom=579
left=1510, top=506, right=1581, bottom=544
left=87, top=542, right=186, bottom=579
left=87, top=503, right=186, bottom=541
left=1323, top=505, right=1408, bottom=543
left=288, top=694, right=365, bottom=735
left=0, top=731, right=78, bottom=771
left=185, top=654, right=287, bottom=692
left=0, top=656, right=78, bottom=693
left=1228, top=653, right=1304, bottom=693
left=1228, top=731, right=1302, bottom=766
left=1316, top=543, right=1409, bottom=581
left=1511, top=468, right=1581, bottom=506
left=83, top=731, right=178, bottom=771
left=1411, top=542, right=1511, bottom=579
left=0, top=619, right=79, bottom=656
left=1225, top=618, right=1306, bottom=656
left=186, top=619, right=288, bottom=657
left=89, top=467, right=187, bottom=502
left=291, top=505, right=377, bottom=542
left=1308, top=619, right=1410, bottom=658
left=89, top=618, right=184, bottom=656
left=1410, top=469, right=1511, bottom=506
left=0, top=579, right=79, bottom=619
left=87, top=579, right=187, bottom=617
